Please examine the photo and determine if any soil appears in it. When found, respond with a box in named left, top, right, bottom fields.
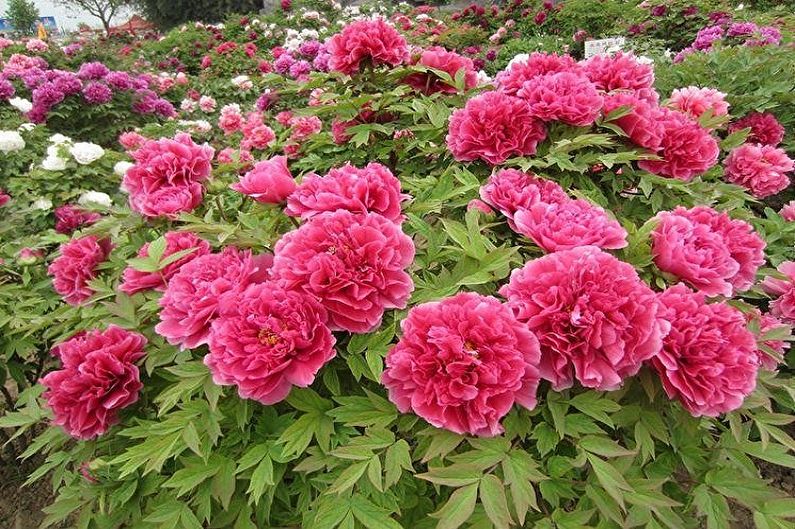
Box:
left=0, top=451, right=56, bottom=529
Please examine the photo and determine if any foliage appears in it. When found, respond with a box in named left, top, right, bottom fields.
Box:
left=3, top=0, right=40, bottom=37
left=135, top=0, right=266, bottom=29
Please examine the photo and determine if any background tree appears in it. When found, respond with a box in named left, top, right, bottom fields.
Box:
left=53, top=0, right=129, bottom=35
left=133, top=0, right=262, bottom=28
left=3, top=0, right=39, bottom=37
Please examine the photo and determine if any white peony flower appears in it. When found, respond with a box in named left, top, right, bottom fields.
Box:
left=17, top=123, right=36, bottom=132
left=41, top=154, right=68, bottom=171
left=8, top=97, right=32, bottom=113
left=32, top=198, right=53, bottom=210
left=49, top=133, right=72, bottom=145
left=507, top=53, right=531, bottom=69
left=0, top=130, right=25, bottom=152
left=78, top=191, right=112, bottom=208
left=476, top=70, right=493, bottom=87
left=636, top=55, right=654, bottom=65
left=69, top=142, right=105, bottom=165
left=114, top=161, right=134, bottom=177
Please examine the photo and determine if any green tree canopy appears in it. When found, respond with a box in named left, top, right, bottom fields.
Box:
left=3, top=0, right=40, bottom=36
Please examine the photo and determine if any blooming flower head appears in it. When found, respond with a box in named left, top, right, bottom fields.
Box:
left=517, top=72, right=604, bottom=127
left=48, top=236, right=112, bottom=305
left=446, top=91, right=547, bottom=165
left=327, top=19, right=409, bottom=75
left=120, top=231, right=211, bottom=295
left=668, top=86, right=729, bottom=120
left=746, top=309, right=789, bottom=371
left=42, top=326, right=147, bottom=439
left=231, top=156, right=296, bottom=204
left=780, top=201, right=795, bottom=222
left=514, top=198, right=628, bottom=252
left=0, top=130, right=26, bottom=152
left=272, top=210, right=415, bottom=333
left=82, top=82, right=113, bottom=105
left=728, top=112, right=785, bottom=147
left=286, top=162, right=408, bottom=222
left=290, top=115, right=322, bottom=141
left=723, top=143, right=794, bottom=199
left=382, top=292, right=541, bottom=436
left=653, top=284, right=758, bottom=417
left=156, top=247, right=272, bottom=349
left=601, top=92, right=665, bottom=151
left=500, top=245, right=667, bottom=390
left=405, top=46, right=477, bottom=94
left=206, top=281, right=335, bottom=404
left=581, top=52, right=655, bottom=97
left=479, top=168, right=568, bottom=229
left=652, top=206, right=765, bottom=297
left=638, top=108, right=719, bottom=181
left=495, top=52, right=579, bottom=96
left=762, top=261, right=795, bottom=323
left=54, top=205, right=101, bottom=235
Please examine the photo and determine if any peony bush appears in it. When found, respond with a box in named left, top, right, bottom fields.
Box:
left=2, top=2, right=795, bottom=528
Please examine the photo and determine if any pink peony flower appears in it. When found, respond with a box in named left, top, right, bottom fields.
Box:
left=668, top=86, right=729, bottom=120
left=272, top=210, right=415, bottom=333
left=780, top=201, right=795, bottom=221
left=123, top=133, right=214, bottom=218
left=54, top=205, right=101, bottom=235
left=199, top=95, right=217, bottom=113
left=602, top=92, right=665, bottom=151
left=120, top=231, right=211, bottom=295
left=446, top=91, right=547, bottom=165
left=500, top=245, right=667, bottom=390
left=723, top=143, right=794, bottom=199
left=728, top=112, right=785, bottom=147
left=48, top=236, right=112, bottom=306
left=0, top=189, right=10, bottom=207
left=219, top=104, right=244, bottom=135
left=405, top=46, right=478, bottom=94
left=119, top=131, right=146, bottom=151
left=762, top=261, right=795, bottom=323
left=382, top=292, right=541, bottom=436
left=637, top=108, right=719, bottom=181
left=581, top=52, right=655, bottom=95
left=653, top=284, right=758, bottom=417
left=517, top=72, right=604, bottom=127
left=746, top=309, right=789, bottom=371
left=231, top=156, right=296, bottom=204
left=479, top=169, right=567, bottom=230
left=285, top=162, right=408, bottom=222
left=327, top=19, right=409, bottom=75
left=652, top=206, right=765, bottom=297
left=467, top=199, right=494, bottom=214
left=41, top=325, right=146, bottom=439
left=289, top=115, right=322, bottom=141
left=156, top=247, right=272, bottom=349
left=514, top=198, right=628, bottom=252
left=495, top=52, right=579, bottom=96
left=206, top=281, right=335, bottom=404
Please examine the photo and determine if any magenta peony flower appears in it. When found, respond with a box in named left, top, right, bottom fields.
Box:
left=77, top=61, right=110, bottom=80
left=762, top=261, right=795, bottom=323
left=327, top=19, right=409, bottom=75
left=0, top=189, right=10, bottom=207
left=780, top=201, right=795, bottom=221
left=54, top=204, right=101, bottom=235
left=289, top=116, right=322, bottom=142
left=206, top=281, right=335, bottom=404
left=653, top=284, right=758, bottom=417
left=602, top=92, right=665, bottom=151
left=231, top=156, right=296, bottom=204
left=479, top=168, right=567, bottom=230
left=746, top=309, right=789, bottom=371
left=581, top=52, right=655, bottom=95
left=156, top=247, right=272, bottom=349
left=517, top=72, right=604, bottom=127
left=446, top=91, right=547, bottom=165
left=42, top=325, right=146, bottom=439
left=82, top=82, right=113, bottom=105
left=120, top=231, right=211, bottom=295
left=500, top=246, right=667, bottom=391
left=495, top=52, right=579, bottom=96
left=382, top=292, right=541, bottom=436
left=723, top=143, right=794, bottom=199
left=123, top=133, right=214, bottom=218
left=285, top=162, right=408, bottom=222
left=405, top=46, right=477, bottom=94
left=48, top=236, right=112, bottom=306
left=652, top=206, right=765, bottom=298
left=668, top=86, right=729, bottom=120
left=272, top=210, right=414, bottom=333
left=637, top=108, right=719, bottom=181
left=728, top=112, right=785, bottom=147
left=514, top=198, right=628, bottom=252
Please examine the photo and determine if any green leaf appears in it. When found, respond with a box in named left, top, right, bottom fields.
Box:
left=431, top=482, right=479, bottom=529
left=246, top=457, right=274, bottom=504
left=569, top=392, right=620, bottom=427
left=310, top=496, right=351, bottom=529
left=587, top=454, right=633, bottom=510
left=328, top=460, right=369, bottom=495
left=693, top=485, right=732, bottom=529
left=163, top=461, right=221, bottom=496
left=579, top=435, right=636, bottom=458
left=384, top=440, right=414, bottom=488
left=417, top=464, right=482, bottom=487
left=480, top=474, right=513, bottom=529
left=350, top=494, right=403, bottom=529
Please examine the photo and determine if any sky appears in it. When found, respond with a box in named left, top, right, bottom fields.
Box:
left=0, top=0, right=135, bottom=32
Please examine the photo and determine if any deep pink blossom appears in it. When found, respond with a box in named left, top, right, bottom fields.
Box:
left=581, top=52, right=655, bottom=95
left=653, top=284, right=758, bottom=417
left=500, top=246, right=667, bottom=390
left=232, top=156, right=296, bottom=204
left=120, top=231, right=211, bottom=295
left=479, top=169, right=567, bottom=230
left=517, top=72, right=603, bottom=126
left=327, top=19, right=409, bottom=75
left=54, top=205, right=101, bottom=235
left=723, top=143, right=794, bottom=199
left=272, top=211, right=414, bottom=333
left=746, top=309, right=789, bottom=371
left=382, top=292, right=541, bottom=436
left=762, top=261, right=795, bottom=323
left=48, top=236, right=112, bottom=306
left=728, top=112, right=785, bottom=147
left=206, top=281, right=335, bottom=404
left=405, top=46, right=477, bottom=94
left=496, top=52, right=579, bottom=96
left=602, top=92, right=665, bottom=151
left=42, top=326, right=146, bottom=439
left=668, top=86, right=729, bottom=120
left=652, top=206, right=765, bottom=297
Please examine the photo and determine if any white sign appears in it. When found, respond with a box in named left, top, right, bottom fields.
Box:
left=584, top=37, right=626, bottom=58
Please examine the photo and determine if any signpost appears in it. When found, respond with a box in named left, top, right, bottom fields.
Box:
left=0, top=16, right=59, bottom=34
left=584, top=37, right=626, bottom=58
